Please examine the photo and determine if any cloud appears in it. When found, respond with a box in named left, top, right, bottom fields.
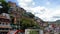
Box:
left=32, top=2, right=35, bottom=5
left=17, top=0, right=60, bottom=21
left=17, top=0, right=34, bottom=7
left=46, top=1, right=51, bottom=5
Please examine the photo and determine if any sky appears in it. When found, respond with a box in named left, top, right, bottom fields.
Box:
left=6, top=0, right=60, bottom=22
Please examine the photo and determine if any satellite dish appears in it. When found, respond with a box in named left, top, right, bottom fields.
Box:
left=0, top=6, right=3, bottom=8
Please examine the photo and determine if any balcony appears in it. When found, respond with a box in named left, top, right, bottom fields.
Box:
left=0, top=28, right=10, bottom=32
left=0, top=15, right=5, bottom=18
left=0, top=13, right=10, bottom=19
left=0, top=23, right=12, bottom=28
left=0, top=30, right=9, bottom=32
left=0, top=18, right=10, bottom=23
left=0, top=25, right=12, bottom=28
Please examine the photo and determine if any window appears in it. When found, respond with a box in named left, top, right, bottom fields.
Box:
left=0, top=28, right=9, bottom=30
left=2, top=23, right=4, bottom=25
left=9, top=7, right=14, bottom=11
left=5, top=28, right=9, bottom=30
left=0, top=22, right=1, bottom=24
left=6, top=23, right=8, bottom=25
left=1, top=28, right=4, bottom=30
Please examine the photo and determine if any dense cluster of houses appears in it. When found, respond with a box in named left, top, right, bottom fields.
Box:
left=0, top=1, right=26, bottom=34
left=0, top=1, right=60, bottom=34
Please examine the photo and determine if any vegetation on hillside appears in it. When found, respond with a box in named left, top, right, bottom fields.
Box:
left=0, top=0, right=40, bottom=30
left=0, top=0, right=9, bottom=13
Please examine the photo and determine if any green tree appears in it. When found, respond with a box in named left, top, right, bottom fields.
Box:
left=0, top=0, right=9, bottom=13
left=23, top=12, right=35, bottom=18
left=20, top=17, right=40, bottom=30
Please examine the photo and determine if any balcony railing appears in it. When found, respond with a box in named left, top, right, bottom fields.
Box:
left=0, top=30, right=9, bottom=32
left=0, top=24, right=12, bottom=28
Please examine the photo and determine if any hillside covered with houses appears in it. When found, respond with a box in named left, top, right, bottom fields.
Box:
left=0, top=0, right=46, bottom=34
left=0, top=0, right=60, bottom=34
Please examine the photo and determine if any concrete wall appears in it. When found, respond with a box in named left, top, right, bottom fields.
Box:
left=25, top=29, right=44, bottom=34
